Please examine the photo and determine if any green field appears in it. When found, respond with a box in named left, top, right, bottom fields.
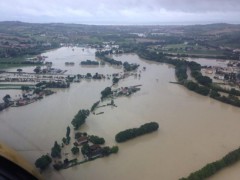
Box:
left=161, top=43, right=224, bottom=56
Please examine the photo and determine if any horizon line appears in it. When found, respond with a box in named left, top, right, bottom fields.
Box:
left=0, top=20, right=240, bottom=26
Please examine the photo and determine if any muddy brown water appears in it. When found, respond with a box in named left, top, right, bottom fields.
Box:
left=1, top=47, right=240, bottom=180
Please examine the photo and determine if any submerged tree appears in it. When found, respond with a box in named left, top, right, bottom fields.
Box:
left=66, top=126, right=71, bottom=138
left=71, top=109, right=90, bottom=129
left=71, top=146, right=80, bottom=155
left=35, top=154, right=52, bottom=170
left=51, top=141, right=62, bottom=158
left=3, top=94, right=11, bottom=104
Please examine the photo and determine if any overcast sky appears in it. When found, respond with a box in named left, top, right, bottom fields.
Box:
left=0, top=0, right=240, bottom=25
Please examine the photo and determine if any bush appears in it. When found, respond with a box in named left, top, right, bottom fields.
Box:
left=110, top=146, right=119, bottom=153
left=71, top=146, right=80, bottom=155
left=35, top=154, right=52, bottom=170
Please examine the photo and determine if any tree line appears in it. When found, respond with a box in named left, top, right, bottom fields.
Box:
left=115, top=122, right=159, bottom=143
left=180, top=147, right=240, bottom=180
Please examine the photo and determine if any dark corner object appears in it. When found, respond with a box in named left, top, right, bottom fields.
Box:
left=0, top=156, right=38, bottom=180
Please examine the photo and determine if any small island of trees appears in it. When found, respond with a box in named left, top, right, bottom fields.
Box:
left=123, top=61, right=139, bottom=72
left=71, top=109, right=90, bottom=129
left=115, top=122, right=159, bottom=143
left=80, top=60, right=99, bottom=65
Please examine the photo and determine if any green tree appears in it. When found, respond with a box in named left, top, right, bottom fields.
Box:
left=71, top=146, right=80, bottom=155
left=51, top=141, right=61, bottom=158
left=102, top=146, right=111, bottom=156
left=81, top=144, right=90, bottom=155
left=101, top=87, right=112, bottom=99
left=34, top=66, right=41, bottom=74
left=35, top=154, right=52, bottom=170
left=185, top=81, right=198, bottom=91
left=110, top=146, right=119, bottom=153
left=66, top=126, right=71, bottom=138
left=3, top=94, right=11, bottom=104
left=17, top=68, right=22, bottom=73
left=62, top=137, right=67, bottom=144
left=89, top=135, right=105, bottom=144
left=21, top=85, right=30, bottom=91
left=71, top=109, right=90, bottom=129
left=91, top=101, right=100, bottom=112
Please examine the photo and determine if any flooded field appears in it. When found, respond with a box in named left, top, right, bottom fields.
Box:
left=1, top=47, right=240, bottom=180
left=186, top=57, right=229, bottom=67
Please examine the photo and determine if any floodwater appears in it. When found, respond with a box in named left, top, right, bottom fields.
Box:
left=186, top=57, right=229, bottom=67
left=1, top=47, right=240, bottom=180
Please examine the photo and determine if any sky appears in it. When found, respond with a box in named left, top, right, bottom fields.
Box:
left=0, top=0, right=240, bottom=25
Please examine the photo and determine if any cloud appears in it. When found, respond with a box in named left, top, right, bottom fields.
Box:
left=0, top=0, right=240, bottom=24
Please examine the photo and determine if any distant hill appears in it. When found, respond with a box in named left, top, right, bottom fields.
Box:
left=0, top=21, right=239, bottom=58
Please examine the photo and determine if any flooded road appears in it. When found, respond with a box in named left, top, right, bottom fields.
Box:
left=1, top=48, right=240, bottom=180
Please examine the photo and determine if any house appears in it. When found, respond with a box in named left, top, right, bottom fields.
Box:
left=75, top=136, right=88, bottom=146
left=89, top=144, right=103, bottom=158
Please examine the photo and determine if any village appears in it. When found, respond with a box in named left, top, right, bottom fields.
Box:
left=201, top=60, right=240, bottom=89
left=0, top=88, right=55, bottom=111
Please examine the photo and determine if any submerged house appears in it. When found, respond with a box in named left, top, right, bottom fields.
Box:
left=74, top=137, right=88, bottom=146
left=88, top=144, right=103, bottom=158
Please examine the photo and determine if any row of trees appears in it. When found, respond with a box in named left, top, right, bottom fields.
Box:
left=0, top=43, right=59, bottom=58
left=36, top=81, right=70, bottom=88
left=210, top=84, right=240, bottom=96
left=187, top=60, right=240, bottom=107
left=80, top=60, right=99, bottom=65
left=185, top=81, right=210, bottom=96
left=180, top=147, right=240, bottom=180
left=191, top=70, right=212, bottom=86
left=95, top=51, right=122, bottom=66
left=175, top=64, right=188, bottom=82
left=0, top=60, right=43, bottom=65
left=62, top=126, right=71, bottom=145
left=210, top=91, right=240, bottom=108
left=115, top=122, right=159, bottom=143
left=91, top=101, right=100, bottom=112
left=81, top=143, right=118, bottom=157
left=137, top=49, right=240, bottom=108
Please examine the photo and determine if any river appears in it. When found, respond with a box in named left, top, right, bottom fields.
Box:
left=1, top=47, right=240, bottom=180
